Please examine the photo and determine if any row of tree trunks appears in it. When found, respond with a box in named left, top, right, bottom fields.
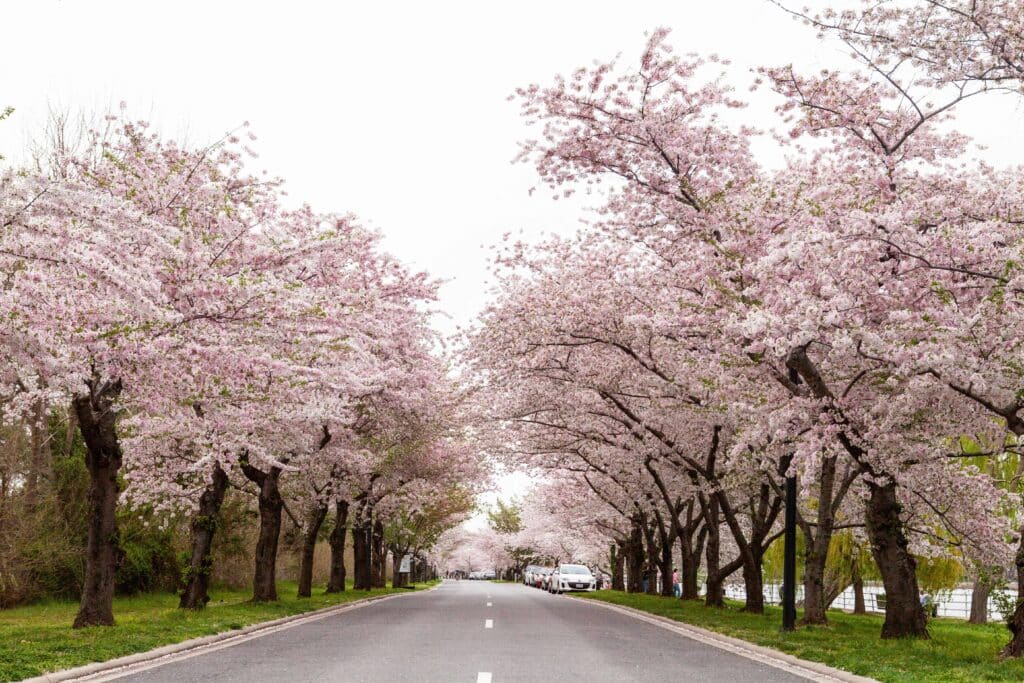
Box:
left=180, top=463, right=229, bottom=609
left=786, top=349, right=928, bottom=639
left=325, top=500, right=349, bottom=593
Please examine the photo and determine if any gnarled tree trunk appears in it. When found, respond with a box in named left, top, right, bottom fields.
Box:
left=241, top=460, right=284, bottom=602
left=72, top=379, right=124, bottom=629
left=297, top=503, right=328, bottom=598
left=1001, top=530, right=1024, bottom=656
left=352, top=515, right=372, bottom=590
left=864, top=480, right=928, bottom=639
left=704, top=495, right=724, bottom=608
left=325, top=500, right=349, bottom=593
left=678, top=504, right=705, bottom=600
left=180, top=463, right=229, bottom=609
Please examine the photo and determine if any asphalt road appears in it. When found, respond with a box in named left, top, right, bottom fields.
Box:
left=96, top=581, right=822, bottom=683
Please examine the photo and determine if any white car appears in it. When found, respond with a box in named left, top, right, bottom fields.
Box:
left=548, top=564, right=597, bottom=593
left=524, top=564, right=539, bottom=586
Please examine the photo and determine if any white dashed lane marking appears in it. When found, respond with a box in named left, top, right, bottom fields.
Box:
left=477, top=673, right=492, bottom=683
left=486, top=602, right=492, bottom=606
left=485, top=619, right=493, bottom=629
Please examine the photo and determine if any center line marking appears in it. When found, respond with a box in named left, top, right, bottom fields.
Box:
left=477, top=673, right=492, bottom=683
left=486, top=602, right=492, bottom=606
left=485, top=619, right=493, bottom=629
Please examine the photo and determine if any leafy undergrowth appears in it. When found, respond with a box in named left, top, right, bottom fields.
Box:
left=0, top=579, right=437, bottom=682
left=577, top=591, right=1024, bottom=683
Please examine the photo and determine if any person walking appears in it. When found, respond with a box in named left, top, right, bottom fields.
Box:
left=672, top=567, right=681, bottom=598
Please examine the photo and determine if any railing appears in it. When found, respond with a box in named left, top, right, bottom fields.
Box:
left=723, top=582, right=1016, bottom=621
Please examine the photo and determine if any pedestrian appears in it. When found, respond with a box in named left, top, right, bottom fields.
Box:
left=641, top=563, right=649, bottom=593
left=672, top=567, right=680, bottom=598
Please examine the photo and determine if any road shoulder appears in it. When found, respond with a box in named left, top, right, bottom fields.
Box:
left=571, top=596, right=877, bottom=683
left=21, top=585, right=439, bottom=683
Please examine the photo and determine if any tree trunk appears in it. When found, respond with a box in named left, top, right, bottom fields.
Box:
left=658, top=534, right=673, bottom=597
left=802, top=539, right=828, bottom=624
left=352, top=518, right=372, bottom=590
left=391, top=545, right=407, bottom=588
left=371, top=520, right=386, bottom=588
left=611, top=542, right=625, bottom=591
left=704, top=496, right=724, bottom=608
left=864, top=480, right=928, bottom=639
left=179, top=463, right=229, bottom=609
left=72, top=380, right=123, bottom=629
left=678, top=516, right=704, bottom=600
left=801, top=454, right=840, bottom=625
left=625, top=517, right=644, bottom=593
left=297, top=503, right=328, bottom=598
left=325, top=500, right=349, bottom=593
left=241, top=461, right=284, bottom=603
left=741, top=551, right=765, bottom=614
left=1001, top=531, right=1024, bottom=656
left=969, top=575, right=993, bottom=625
left=853, top=574, right=866, bottom=614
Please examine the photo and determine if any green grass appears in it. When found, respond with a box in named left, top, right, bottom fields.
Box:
left=576, top=591, right=1024, bottom=682
left=0, top=580, right=437, bottom=682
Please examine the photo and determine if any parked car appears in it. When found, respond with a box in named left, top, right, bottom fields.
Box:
left=524, top=564, right=539, bottom=586
left=548, top=564, right=597, bottom=594
left=537, top=567, right=553, bottom=590
left=482, top=569, right=496, bottom=580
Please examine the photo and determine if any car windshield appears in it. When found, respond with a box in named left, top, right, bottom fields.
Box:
left=560, top=565, right=591, bottom=575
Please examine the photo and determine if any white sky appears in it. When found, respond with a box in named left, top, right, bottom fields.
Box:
left=3, top=0, right=1023, bottom=523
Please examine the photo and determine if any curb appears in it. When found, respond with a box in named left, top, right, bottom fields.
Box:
left=571, top=596, right=878, bottom=683
left=22, top=584, right=439, bottom=683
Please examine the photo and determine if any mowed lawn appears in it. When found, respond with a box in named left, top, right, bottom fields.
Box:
left=578, top=591, right=1024, bottom=683
left=0, top=580, right=436, bottom=682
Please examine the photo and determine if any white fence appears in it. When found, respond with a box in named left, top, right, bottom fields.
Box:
left=723, top=582, right=1017, bottom=621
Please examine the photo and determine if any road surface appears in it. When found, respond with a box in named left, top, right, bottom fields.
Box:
left=94, top=581, right=825, bottom=683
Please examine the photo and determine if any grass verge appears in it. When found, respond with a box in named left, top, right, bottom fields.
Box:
left=0, top=579, right=437, bottom=682
left=576, top=590, right=1024, bottom=683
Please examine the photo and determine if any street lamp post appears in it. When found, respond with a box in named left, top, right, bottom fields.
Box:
left=781, top=455, right=797, bottom=632
left=781, top=368, right=800, bottom=632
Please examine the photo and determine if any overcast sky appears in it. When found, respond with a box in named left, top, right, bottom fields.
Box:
left=3, top=0, right=1023, bottom=520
